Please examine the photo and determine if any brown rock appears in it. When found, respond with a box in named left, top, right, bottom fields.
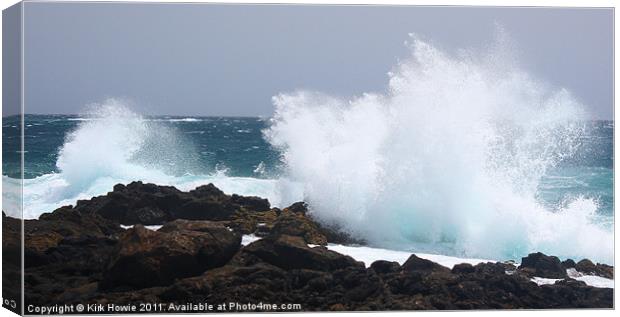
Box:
left=269, top=210, right=328, bottom=245
left=243, top=234, right=362, bottom=271
left=100, top=222, right=241, bottom=290
left=518, top=252, right=566, bottom=279
left=24, top=207, right=122, bottom=268
left=575, top=259, right=613, bottom=279
left=402, top=254, right=451, bottom=274
left=370, top=260, right=401, bottom=274
left=74, top=181, right=274, bottom=225
left=228, top=208, right=279, bottom=235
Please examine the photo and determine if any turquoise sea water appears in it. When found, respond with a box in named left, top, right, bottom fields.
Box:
left=2, top=115, right=613, bottom=217
left=3, top=115, right=279, bottom=178
left=1, top=114, right=614, bottom=263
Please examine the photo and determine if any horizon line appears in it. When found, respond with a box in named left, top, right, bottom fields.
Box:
left=2, top=114, right=616, bottom=121
left=2, top=113, right=272, bottom=118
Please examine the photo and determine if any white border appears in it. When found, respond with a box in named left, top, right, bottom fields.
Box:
left=2, top=0, right=617, bottom=7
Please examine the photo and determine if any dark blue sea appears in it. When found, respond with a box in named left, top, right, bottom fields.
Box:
left=1, top=111, right=614, bottom=263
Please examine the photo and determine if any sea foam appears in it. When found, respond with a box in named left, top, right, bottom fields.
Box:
left=8, top=100, right=303, bottom=219
left=5, top=33, right=613, bottom=265
left=264, top=33, right=613, bottom=263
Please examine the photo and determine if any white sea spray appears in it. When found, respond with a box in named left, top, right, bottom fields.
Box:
left=264, top=33, right=613, bottom=263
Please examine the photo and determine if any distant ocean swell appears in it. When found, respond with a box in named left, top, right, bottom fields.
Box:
left=2, top=35, right=613, bottom=264
left=2, top=102, right=305, bottom=219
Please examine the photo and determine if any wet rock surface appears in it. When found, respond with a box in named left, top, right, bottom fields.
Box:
left=100, top=222, right=241, bottom=290
left=518, top=252, right=567, bottom=279
left=574, top=259, right=614, bottom=279
left=74, top=182, right=270, bottom=225
left=16, top=182, right=613, bottom=311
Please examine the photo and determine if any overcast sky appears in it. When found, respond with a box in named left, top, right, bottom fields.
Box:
left=19, top=3, right=613, bottom=118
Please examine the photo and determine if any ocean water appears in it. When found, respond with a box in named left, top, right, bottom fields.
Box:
left=1, top=111, right=613, bottom=262
left=2, top=108, right=305, bottom=220
left=1, top=36, right=614, bottom=264
left=3, top=114, right=281, bottom=179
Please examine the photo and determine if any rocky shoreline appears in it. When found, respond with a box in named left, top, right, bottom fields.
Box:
left=3, top=181, right=614, bottom=311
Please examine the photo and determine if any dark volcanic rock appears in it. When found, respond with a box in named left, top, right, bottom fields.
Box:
left=157, top=219, right=230, bottom=234
left=279, top=202, right=364, bottom=245
left=242, top=234, right=362, bottom=271
left=269, top=211, right=328, bottom=245
left=452, top=263, right=476, bottom=274
left=370, top=260, right=401, bottom=275
left=518, top=252, right=566, bottom=278
left=315, top=222, right=366, bottom=245
left=3, top=212, right=22, bottom=266
left=575, top=259, right=614, bottom=279
left=537, top=279, right=614, bottom=308
left=474, top=262, right=514, bottom=276
left=173, top=198, right=234, bottom=221
left=402, top=254, right=451, bottom=274
left=74, top=181, right=273, bottom=225
left=18, top=182, right=614, bottom=310
left=228, top=208, right=280, bottom=234
left=46, top=236, right=119, bottom=275
left=188, top=183, right=227, bottom=199
left=19, top=207, right=123, bottom=307
left=474, top=262, right=515, bottom=276
left=165, top=262, right=289, bottom=304
left=25, top=207, right=122, bottom=268
left=75, top=182, right=184, bottom=224
left=284, top=201, right=309, bottom=214
left=575, top=259, right=596, bottom=274
left=100, top=222, right=241, bottom=290
left=231, top=194, right=270, bottom=212
left=562, top=259, right=577, bottom=269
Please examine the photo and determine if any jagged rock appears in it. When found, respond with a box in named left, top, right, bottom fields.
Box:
left=36, top=206, right=122, bottom=237
left=74, top=181, right=273, bottom=225
left=575, top=259, right=613, bottom=279
left=173, top=198, right=235, bottom=221
left=188, top=183, right=227, bottom=199
left=536, top=279, right=613, bottom=308
left=242, top=234, right=362, bottom=271
left=370, top=260, right=401, bottom=274
left=25, top=207, right=122, bottom=268
left=100, top=222, right=241, bottom=290
left=179, top=262, right=291, bottom=306
left=75, top=182, right=185, bottom=224
left=402, top=254, right=451, bottom=274
left=475, top=262, right=515, bottom=275
left=228, top=208, right=280, bottom=235
left=17, top=182, right=614, bottom=310
left=277, top=202, right=365, bottom=245
left=315, top=222, right=366, bottom=245
left=157, top=218, right=229, bottom=234
left=518, top=252, right=566, bottom=279
left=333, top=265, right=386, bottom=304
left=575, top=259, right=596, bottom=274
left=230, top=194, right=270, bottom=212
left=283, top=201, right=309, bottom=214
left=562, top=259, right=576, bottom=269
left=46, top=236, right=119, bottom=274
left=452, top=263, right=476, bottom=274
left=269, top=211, right=328, bottom=245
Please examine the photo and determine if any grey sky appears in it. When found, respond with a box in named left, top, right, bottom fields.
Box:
left=21, top=3, right=613, bottom=118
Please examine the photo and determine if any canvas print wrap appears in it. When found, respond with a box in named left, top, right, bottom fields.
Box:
left=1, top=1, right=614, bottom=314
